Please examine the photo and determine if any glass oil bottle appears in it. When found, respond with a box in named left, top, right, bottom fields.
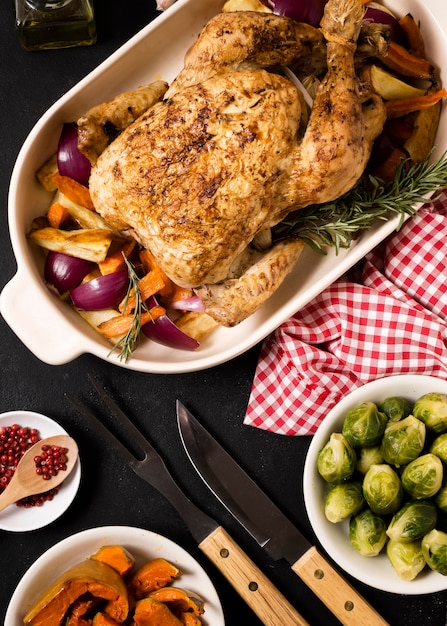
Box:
left=15, top=0, right=97, bottom=51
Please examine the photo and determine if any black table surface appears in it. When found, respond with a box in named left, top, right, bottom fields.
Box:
left=0, top=2, right=446, bottom=624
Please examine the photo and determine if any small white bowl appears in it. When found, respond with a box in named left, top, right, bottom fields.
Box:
left=303, top=374, right=447, bottom=595
left=0, top=410, right=81, bottom=532
left=5, top=525, right=224, bottom=626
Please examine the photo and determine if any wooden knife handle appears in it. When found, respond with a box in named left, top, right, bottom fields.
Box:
left=199, top=526, right=310, bottom=626
left=292, top=546, right=390, bottom=626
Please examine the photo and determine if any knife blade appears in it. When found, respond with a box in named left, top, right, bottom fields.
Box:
left=68, top=381, right=310, bottom=626
left=177, top=400, right=390, bottom=626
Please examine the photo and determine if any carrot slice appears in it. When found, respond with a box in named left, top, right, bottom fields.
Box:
left=119, top=266, right=167, bottom=314
left=139, top=249, right=174, bottom=296
left=46, top=202, right=69, bottom=228
left=98, top=307, right=166, bottom=337
left=138, top=267, right=167, bottom=300
left=382, top=42, right=433, bottom=80
left=98, top=239, right=136, bottom=275
left=51, top=174, right=95, bottom=210
left=399, top=14, right=425, bottom=58
left=139, top=249, right=158, bottom=273
left=385, top=89, right=447, bottom=118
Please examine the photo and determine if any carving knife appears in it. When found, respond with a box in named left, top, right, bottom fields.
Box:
left=68, top=381, right=309, bottom=626
left=176, top=400, right=390, bottom=626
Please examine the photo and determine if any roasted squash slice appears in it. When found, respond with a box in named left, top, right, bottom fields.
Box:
left=149, top=587, right=204, bottom=617
left=179, top=613, right=202, bottom=626
left=133, top=597, right=182, bottom=626
left=66, top=593, right=102, bottom=626
left=90, top=545, right=136, bottom=578
left=23, top=559, right=129, bottom=626
left=128, top=559, right=182, bottom=600
left=92, top=612, right=121, bottom=626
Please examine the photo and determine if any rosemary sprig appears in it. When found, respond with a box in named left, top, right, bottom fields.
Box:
left=110, top=256, right=150, bottom=362
left=273, top=151, right=447, bottom=254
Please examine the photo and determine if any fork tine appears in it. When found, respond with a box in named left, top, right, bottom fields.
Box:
left=87, top=375, right=153, bottom=455
left=66, top=394, right=137, bottom=466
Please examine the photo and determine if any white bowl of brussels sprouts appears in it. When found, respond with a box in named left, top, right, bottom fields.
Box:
left=303, top=374, right=447, bottom=594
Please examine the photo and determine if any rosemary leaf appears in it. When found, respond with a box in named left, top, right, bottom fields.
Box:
left=273, top=151, right=447, bottom=254
left=110, top=256, right=149, bottom=362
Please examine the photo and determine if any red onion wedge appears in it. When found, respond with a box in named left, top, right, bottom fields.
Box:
left=70, top=270, right=129, bottom=310
left=44, top=251, right=94, bottom=295
left=143, top=296, right=200, bottom=350
left=261, top=0, right=327, bottom=27
left=57, top=122, right=92, bottom=186
left=167, top=295, right=204, bottom=312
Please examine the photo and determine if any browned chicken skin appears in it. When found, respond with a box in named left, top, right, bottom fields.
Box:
left=89, top=0, right=386, bottom=326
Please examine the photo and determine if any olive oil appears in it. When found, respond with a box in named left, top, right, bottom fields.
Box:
left=15, top=0, right=96, bottom=51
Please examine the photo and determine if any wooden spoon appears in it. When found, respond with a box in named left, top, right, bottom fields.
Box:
left=0, top=435, right=78, bottom=512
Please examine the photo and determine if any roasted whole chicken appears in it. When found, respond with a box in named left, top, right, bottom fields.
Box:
left=88, top=0, right=386, bottom=326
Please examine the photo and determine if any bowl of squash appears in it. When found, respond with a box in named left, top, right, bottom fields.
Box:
left=5, top=525, right=224, bottom=626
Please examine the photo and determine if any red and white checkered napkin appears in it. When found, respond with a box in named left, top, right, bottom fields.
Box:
left=244, top=190, right=447, bottom=436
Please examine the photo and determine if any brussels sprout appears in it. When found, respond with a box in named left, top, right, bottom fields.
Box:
left=413, top=392, right=447, bottom=434
left=422, top=529, right=447, bottom=575
left=380, top=415, right=426, bottom=467
left=325, top=482, right=365, bottom=523
left=401, top=453, right=443, bottom=500
left=386, top=501, right=437, bottom=543
left=380, top=396, right=413, bottom=422
left=363, top=464, right=403, bottom=515
left=356, top=446, right=384, bottom=475
left=430, top=433, right=447, bottom=464
left=349, top=509, right=387, bottom=557
left=342, top=402, right=388, bottom=448
left=317, top=433, right=357, bottom=484
left=435, top=485, right=447, bottom=514
left=386, top=539, right=426, bottom=581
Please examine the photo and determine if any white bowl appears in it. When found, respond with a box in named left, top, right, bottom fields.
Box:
left=1, top=0, right=447, bottom=373
left=5, top=525, right=224, bottom=626
left=303, top=374, right=447, bottom=595
left=0, top=410, right=81, bottom=532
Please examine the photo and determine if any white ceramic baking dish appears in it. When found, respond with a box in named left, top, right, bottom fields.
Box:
left=1, top=0, right=446, bottom=373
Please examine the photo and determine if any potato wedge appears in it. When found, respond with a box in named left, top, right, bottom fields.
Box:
left=222, top=0, right=271, bottom=12
left=28, top=227, right=116, bottom=262
left=54, top=190, right=120, bottom=233
left=36, top=154, right=59, bottom=192
left=370, top=65, right=425, bottom=100
left=404, top=100, right=442, bottom=162
left=76, top=308, right=125, bottom=344
left=175, top=312, right=219, bottom=342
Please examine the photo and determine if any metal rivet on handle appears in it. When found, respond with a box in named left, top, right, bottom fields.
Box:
left=249, top=581, right=259, bottom=592
left=220, top=548, right=229, bottom=558
left=314, top=569, right=324, bottom=579
left=344, top=601, right=355, bottom=612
